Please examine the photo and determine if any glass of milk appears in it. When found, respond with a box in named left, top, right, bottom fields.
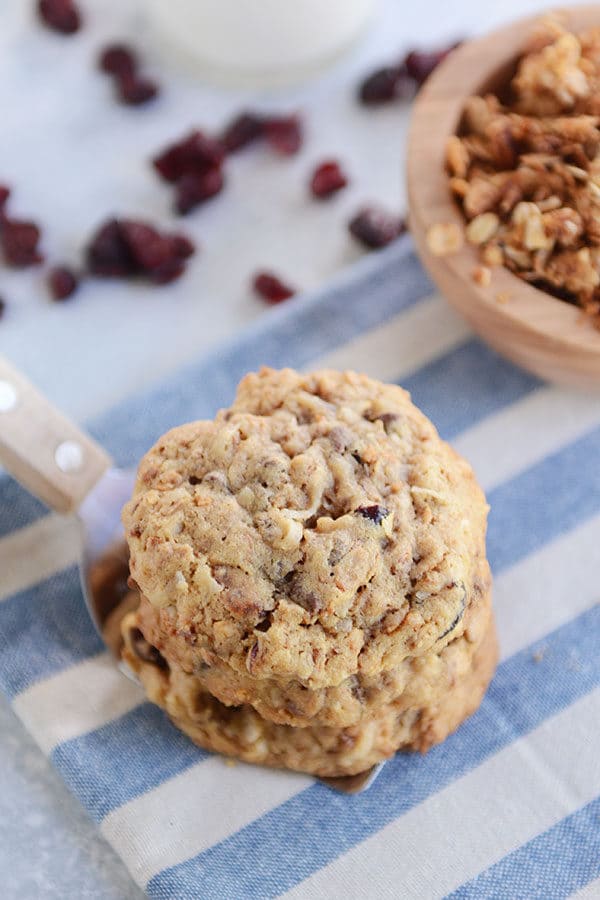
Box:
left=148, top=0, right=377, bottom=85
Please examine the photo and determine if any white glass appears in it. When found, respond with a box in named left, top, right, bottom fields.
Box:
left=148, top=0, right=377, bottom=84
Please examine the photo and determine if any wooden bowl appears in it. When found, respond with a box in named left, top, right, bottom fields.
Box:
left=407, top=6, right=600, bottom=390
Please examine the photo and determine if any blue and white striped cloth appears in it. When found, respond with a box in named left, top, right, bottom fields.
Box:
left=1, top=242, right=599, bottom=899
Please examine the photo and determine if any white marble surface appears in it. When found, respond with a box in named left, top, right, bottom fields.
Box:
left=0, top=694, right=144, bottom=899
left=0, top=0, right=561, bottom=896
left=2, top=0, right=553, bottom=423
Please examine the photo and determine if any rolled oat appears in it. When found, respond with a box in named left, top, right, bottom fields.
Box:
left=426, top=222, right=464, bottom=256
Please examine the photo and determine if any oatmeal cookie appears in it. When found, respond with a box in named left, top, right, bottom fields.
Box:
left=132, top=566, right=491, bottom=729
left=123, top=368, right=493, bottom=735
left=121, top=605, right=498, bottom=777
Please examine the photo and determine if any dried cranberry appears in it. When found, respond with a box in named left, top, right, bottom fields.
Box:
left=349, top=207, right=407, bottom=250
left=264, top=115, right=303, bottom=156
left=253, top=272, right=296, bottom=304
left=310, top=160, right=348, bottom=199
left=118, top=220, right=195, bottom=279
left=0, top=191, right=44, bottom=266
left=153, top=130, right=225, bottom=183
left=37, top=0, right=81, bottom=34
left=86, top=219, right=134, bottom=277
left=121, top=219, right=195, bottom=274
left=98, top=44, right=137, bottom=78
left=404, top=43, right=459, bottom=85
left=170, top=233, right=195, bottom=259
left=98, top=42, right=160, bottom=106
left=118, top=74, right=159, bottom=106
left=148, top=259, right=186, bottom=285
left=48, top=266, right=78, bottom=301
left=356, top=504, right=389, bottom=524
left=358, top=66, right=406, bottom=104
left=174, top=169, right=224, bottom=215
left=86, top=217, right=194, bottom=285
left=220, top=112, right=264, bottom=154
left=119, top=221, right=174, bottom=271
left=1, top=220, right=44, bottom=267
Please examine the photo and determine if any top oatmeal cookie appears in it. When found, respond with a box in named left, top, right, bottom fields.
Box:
left=123, top=368, right=489, bottom=695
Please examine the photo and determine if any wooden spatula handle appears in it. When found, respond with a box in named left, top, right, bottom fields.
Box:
left=0, top=356, right=112, bottom=514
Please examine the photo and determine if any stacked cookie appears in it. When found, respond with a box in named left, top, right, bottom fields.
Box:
left=121, top=368, right=497, bottom=777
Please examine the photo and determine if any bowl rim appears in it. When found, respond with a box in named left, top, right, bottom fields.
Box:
left=407, top=4, right=600, bottom=356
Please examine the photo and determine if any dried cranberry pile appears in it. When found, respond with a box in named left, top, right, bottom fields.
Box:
left=152, top=113, right=303, bottom=216
left=0, top=182, right=195, bottom=314
left=358, top=41, right=460, bottom=104
left=152, top=130, right=226, bottom=215
left=98, top=43, right=159, bottom=107
left=86, top=219, right=195, bottom=284
left=3, top=12, right=456, bottom=320
left=220, top=111, right=303, bottom=157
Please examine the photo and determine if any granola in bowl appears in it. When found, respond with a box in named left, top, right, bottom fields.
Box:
left=443, top=16, right=600, bottom=329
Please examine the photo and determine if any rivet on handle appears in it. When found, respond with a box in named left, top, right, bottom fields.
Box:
left=55, top=440, right=84, bottom=473
left=0, top=380, right=18, bottom=413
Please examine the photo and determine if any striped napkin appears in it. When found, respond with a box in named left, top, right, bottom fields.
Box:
left=1, top=241, right=599, bottom=899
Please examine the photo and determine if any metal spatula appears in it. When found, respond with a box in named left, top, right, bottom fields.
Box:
left=0, top=356, right=384, bottom=794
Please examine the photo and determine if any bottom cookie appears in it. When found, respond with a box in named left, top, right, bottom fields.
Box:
left=122, top=609, right=498, bottom=778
